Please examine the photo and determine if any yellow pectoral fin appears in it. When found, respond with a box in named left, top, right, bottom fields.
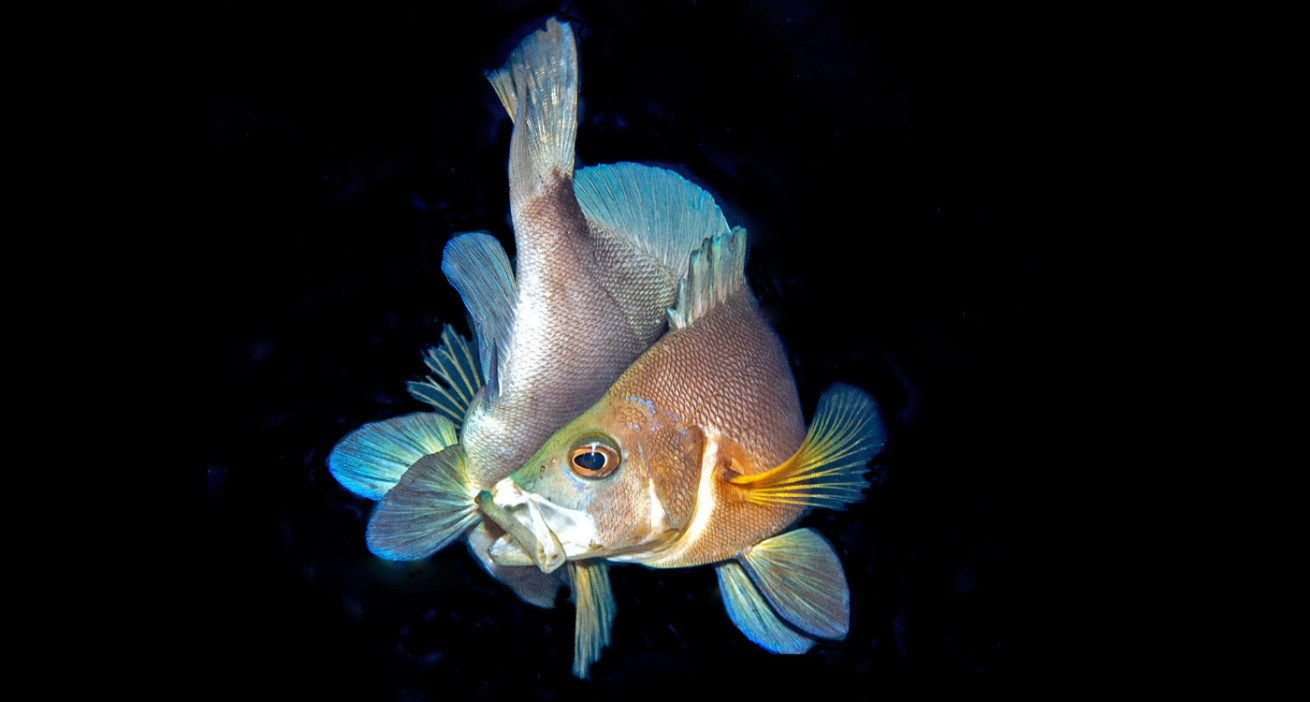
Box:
left=728, top=383, right=887, bottom=510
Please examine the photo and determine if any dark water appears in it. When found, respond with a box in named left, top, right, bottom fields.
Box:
left=206, top=1, right=1073, bottom=697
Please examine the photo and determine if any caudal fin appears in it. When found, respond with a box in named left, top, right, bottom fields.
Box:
left=739, top=528, right=850, bottom=640
left=729, top=383, right=886, bottom=509
left=486, top=18, right=578, bottom=213
left=716, top=560, right=815, bottom=654
left=327, top=412, right=459, bottom=501
left=366, top=445, right=481, bottom=560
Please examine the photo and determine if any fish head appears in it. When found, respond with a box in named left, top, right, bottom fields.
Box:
left=485, top=394, right=698, bottom=571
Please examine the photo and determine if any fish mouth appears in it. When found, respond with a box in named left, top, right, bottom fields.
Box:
left=478, top=477, right=601, bottom=573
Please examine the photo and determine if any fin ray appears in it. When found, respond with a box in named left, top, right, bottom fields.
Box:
left=327, top=412, right=459, bottom=501
left=575, top=163, right=730, bottom=285
left=667, top=227, right=749, bottom=330
left=739, top=528, right=850, bottom=640
left=407, top=325, right=484, bottom=426
left=716, top=561, right=815, bottom=654
left=365, top=445, right=481, bottom=560
left=729, top=383, right=886, bottom=509
left=568, top=560, right=615, bottom=679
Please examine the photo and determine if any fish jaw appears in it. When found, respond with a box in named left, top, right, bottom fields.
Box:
left=484, top=477, right=604, bottom=571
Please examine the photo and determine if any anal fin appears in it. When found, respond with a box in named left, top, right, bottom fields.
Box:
left=716, top=561, right=814, bottom=654
left=569, top=560, right=615, bottom=679
left=739, top=528, right=850, bottom=640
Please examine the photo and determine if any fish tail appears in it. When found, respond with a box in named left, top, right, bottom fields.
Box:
left=486, top=18, right=578, bottom=212
left=365, top=444, right=482, bottom=560
left=729, top=383, right=887, bottom=509
left=327, top=412, right=459, bottom=501
left=406, top=324, right=483, bottom=427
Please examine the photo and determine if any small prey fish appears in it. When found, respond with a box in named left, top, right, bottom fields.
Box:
left=482, top=228, right=888, bottom=654
left=325, top=18, right=726, bottom=676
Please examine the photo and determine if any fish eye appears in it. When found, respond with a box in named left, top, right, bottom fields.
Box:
left=568, top=435, right=620, bottom=479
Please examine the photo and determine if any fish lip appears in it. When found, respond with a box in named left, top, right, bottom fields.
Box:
left=485, top=477, right=601, bottom=568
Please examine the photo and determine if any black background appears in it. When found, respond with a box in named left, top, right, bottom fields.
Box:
left=206, top=1, right=1073, bottom=697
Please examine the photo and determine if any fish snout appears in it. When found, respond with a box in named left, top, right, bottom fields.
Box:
left=477, top=480, right=567, bottom=573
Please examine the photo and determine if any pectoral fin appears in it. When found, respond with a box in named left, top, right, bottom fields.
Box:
left=715, top=561, right=814, bottom=654
left=327, top=412, right=459, bottom=500
left=568, top=560, right=615, bottom=679
left=739, top=528, right=850, bottom=640
left=729, top=383, right=886, bottom=510
left=365, top=445, right=481, bottom=560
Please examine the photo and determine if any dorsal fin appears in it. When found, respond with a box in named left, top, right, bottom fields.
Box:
left=575, top=163, right=730, bottom=285
left=406, top=325, right=483, bottom=426
left=727, top=383, right=886, bottom=510
left=485, top=18, right=577, bottom=212
left=440, top=232, right=517, bottom=389
left=666, top=226, right=749, bottom=330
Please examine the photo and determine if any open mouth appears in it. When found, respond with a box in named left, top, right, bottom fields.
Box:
left=478, top=477, right=602, bottom=573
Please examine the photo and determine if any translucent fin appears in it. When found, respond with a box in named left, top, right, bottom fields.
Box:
left=666, top=227, right=749, bottom=330
left=406, top=325, right=483, bottom=427
left=569, top=560, right=615, bottom=679
left=728, top=383, right=886, bottom=509
left=327, top=412, right=459, bottom=501
left=486, top=18, right=577, bottom=212
left=575, top=163, right=730, bottom=284
left=715, top=561, right=815, bottom=654
left=466, top=523, right=566, bottom=609
left=365, top=445, right=481, bottom=560
left=440, top=233, right=517, bottom=387
left=739, top=528, right=850, bottom=640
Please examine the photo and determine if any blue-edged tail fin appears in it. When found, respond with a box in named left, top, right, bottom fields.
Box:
left=715, top=560, right=815, bottom=654
left=365, top=445, right=481, bottom=560
left=739, top=528, right=850, bottom=640
left=327, top=412, right=458, bottom=501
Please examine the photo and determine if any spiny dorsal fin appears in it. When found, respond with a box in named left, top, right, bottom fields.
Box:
left=485, top=18, right=577, bottom=213
left=568, top=560, right=615, bottom=678
left=666, top=226, right=749, bottom=330
left=575, top=163, right=730, bottom=285
left=715, top=561, right=815, bottom=654
left=327, top=412, right=459, bottom=501
left=366, top=444, right=481, bottom=560
left=406, top=325, right=483, bottom=426
left=728, top=383, right=886, bottom=509
left=739, top=528, right=850, bottom=640
left=440, top=232, right=517, bottom=389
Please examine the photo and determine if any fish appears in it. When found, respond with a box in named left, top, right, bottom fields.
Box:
left=325, top=18, right=728, bottom=676
left=480, top=228, right=888, bottom=654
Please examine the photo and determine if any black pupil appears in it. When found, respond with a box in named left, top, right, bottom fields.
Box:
left=573, top=449, right=607, bottom=473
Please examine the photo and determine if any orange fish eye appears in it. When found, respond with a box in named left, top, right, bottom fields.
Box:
left=568, top=437, right=620, bottom=479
